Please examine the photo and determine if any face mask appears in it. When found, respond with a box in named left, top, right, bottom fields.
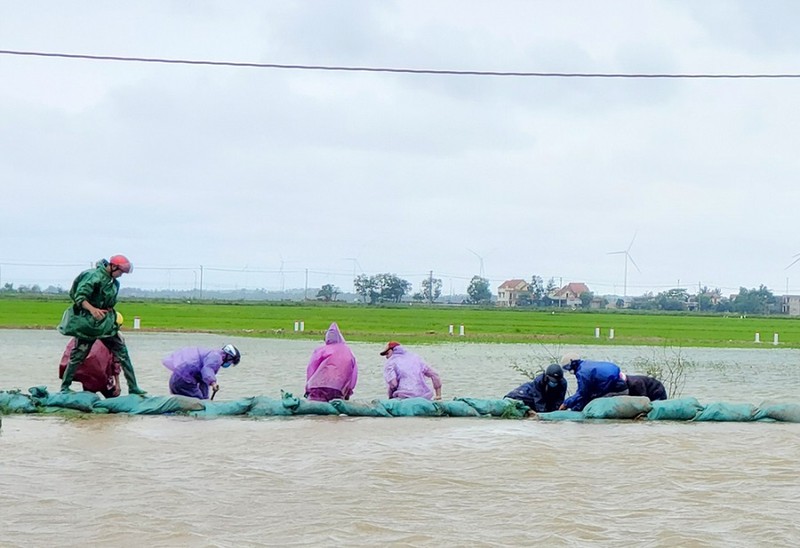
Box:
left=547, top=380, right=559, bottom=388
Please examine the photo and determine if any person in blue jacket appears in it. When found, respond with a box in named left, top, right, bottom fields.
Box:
left=558, top=352, right=629, bottom=411
left=505, top=364, right=568, bottom=413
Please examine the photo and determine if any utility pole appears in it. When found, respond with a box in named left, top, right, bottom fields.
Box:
left=304, top=268, right=309, bottom=301
left=429, top=270, right=434, bottom=303
left=199, top=265, right=204, bottom=300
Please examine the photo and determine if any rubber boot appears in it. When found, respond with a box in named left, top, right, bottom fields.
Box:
left=121, top=359, right=147, bottom=395
left=60, top=360, right=80, bottom=392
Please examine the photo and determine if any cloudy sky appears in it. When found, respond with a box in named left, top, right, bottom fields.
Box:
left=2, top=1, right=800, bottom=297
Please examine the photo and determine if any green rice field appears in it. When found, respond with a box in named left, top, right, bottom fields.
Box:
left=2, top=296, right=800, bottom=348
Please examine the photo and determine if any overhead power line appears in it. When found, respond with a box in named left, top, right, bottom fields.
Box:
left=2, top=49, right=800, bottom=79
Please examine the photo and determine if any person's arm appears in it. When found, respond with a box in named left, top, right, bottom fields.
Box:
left=384, top=363, right=398, bottom=398
left=423, top=364, right=442, bottom=400
left=531, top=378, right=547, bottom=413
left=342, top=356, right=358, bottom=400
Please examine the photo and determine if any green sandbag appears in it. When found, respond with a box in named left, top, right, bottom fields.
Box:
left=647, top=398, right=704, bottom=421
left=281, top=392, right=339, bottom=415
left=438, top=400, right=481, bottom=417
left=693, top=402, right=756, bottom=422
left=330, top=399, right=391, bottom=417
left=380, top=397, right=443, bottom=417
left=583, top=396, right=652, bottom=420
left=248, top=396, right=293, bottom=416
left=455, top=398, right=529, bottom=419
left=93, top=395, right=204, bottom=414
left=93, top=395, right=145, bottom=413
left=134, top=395, right=205, bottom=415
left=191, top=398, right=255, bottom=417
left=44, top=391, right=101, bottom=413
left=754, top=403, right=800, bottom=423
left=536, top=410, right=585, bottom=421
left=0, top=390, right=39, bottom=413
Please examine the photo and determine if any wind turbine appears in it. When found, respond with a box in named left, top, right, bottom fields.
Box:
left=467, top=248, right=486, bottom=278
left=608, top=233, right=641, bottom=298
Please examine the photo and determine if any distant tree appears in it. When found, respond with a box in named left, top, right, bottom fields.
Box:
left=412, top=292, right=425, bottom=302
left=467, top=276, right=492, bottom=305
left=529, top=275, right=545, bottom=302
left=420, top=277, right=443, bottom=303
left=376, top=273, right=412, bottom=303
left=545, top=277, right=558, bottom=296
left=316, top=283, right=340, bottom=302
left=354, top=274, right=378, bottom=304
left=579, top=291, right=595, bottom=308
left=656, top=288, right=688, bottom=311
left=1, top=283, right=12, bottom=292
left=732, top=285, right=776, bottom=315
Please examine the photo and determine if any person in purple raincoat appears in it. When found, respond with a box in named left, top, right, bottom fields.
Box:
left=305, top=323, right=358, bottom=402
left=381, top=341, right=443, bottom=400
left=162, top=344, right=241, bottom=399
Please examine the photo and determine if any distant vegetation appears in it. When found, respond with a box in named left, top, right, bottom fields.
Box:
left=2, top=296, right=799, bottom=348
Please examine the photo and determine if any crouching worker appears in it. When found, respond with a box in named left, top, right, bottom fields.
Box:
left=626, top=374, right=667, bottom=401
left=58, top=338, right=121, bottom=398
left=381, top=341, right=442, bottom=400
left=505, top=364, right=567, bottom=413
left=558, top=352, right=629, bottom=412
left=305, top=322, right=358, bottom=402
left=162, top=344, right=241, bottom=399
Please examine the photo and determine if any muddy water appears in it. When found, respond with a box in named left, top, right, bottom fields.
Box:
left=1, top=329, right=799, bottom=547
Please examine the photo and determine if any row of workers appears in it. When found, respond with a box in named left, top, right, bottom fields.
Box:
left=59, top=319, right=664, bottom=414
left=55, top=255, right=663, bottom=410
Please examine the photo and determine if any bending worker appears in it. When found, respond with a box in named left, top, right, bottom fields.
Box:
left=381, top=341, right=442, bottom=400
left=162, top=344, right=241, bottom=399
left=58, top=255, right=145, bottom=395
left=305, top=322, right=358, bottom=402
left=626, top=374, right=668, bottom=401
left=58, top=338, right=121, bottom=398
left=558, top=352, right=629, bottom=412
left=505, top=364, right=568, bottom=413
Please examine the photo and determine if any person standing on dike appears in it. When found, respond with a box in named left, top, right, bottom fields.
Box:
left=58, top=255, right=146, bottom=395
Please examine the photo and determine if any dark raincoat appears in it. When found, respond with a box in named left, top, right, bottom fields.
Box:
left=57, top=260, right=120, bottom=339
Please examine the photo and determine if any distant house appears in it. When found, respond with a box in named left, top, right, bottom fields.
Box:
left=780, top=295, right=800, bottom=316
left=551, top=282, right=591, bottom=307
left=497, top=279, right=530, bottom=307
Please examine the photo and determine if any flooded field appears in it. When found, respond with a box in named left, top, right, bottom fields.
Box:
left=2, top=329, right=799, bottom=547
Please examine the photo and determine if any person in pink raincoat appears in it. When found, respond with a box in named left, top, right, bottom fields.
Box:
left=380, top=341, right=443, bottom=400
left=305, top=323, right=358, bottom=402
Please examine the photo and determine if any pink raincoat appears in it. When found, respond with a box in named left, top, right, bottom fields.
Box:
left=305, top=323, right=358, bottom=401
left=383, top=345, right=442, bottom=400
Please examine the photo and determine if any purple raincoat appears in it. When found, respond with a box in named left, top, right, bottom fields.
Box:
left=162, top=347, right=225, bottom=399
left=305, top=323, right=358, bottom=401
left=383, top=345, right=442, bottom=400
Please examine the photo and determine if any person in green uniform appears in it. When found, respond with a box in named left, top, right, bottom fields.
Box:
left=58, top=255, right=146, bottom=395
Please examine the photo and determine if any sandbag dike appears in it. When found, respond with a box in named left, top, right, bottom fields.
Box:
left=0, top=388, right=530, bottom=419
left=1, top=390, right=799, bottom=422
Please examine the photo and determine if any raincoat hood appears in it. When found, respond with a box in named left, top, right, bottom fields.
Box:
left=325, top=322, right=346, bottom=344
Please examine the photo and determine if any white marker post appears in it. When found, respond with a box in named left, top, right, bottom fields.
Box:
left=448, top=325, right=454, bottom=336
left=133, top=316, right=141, bottom=330
left=755, top=332, right=761, bottom=343
left=459, top=324, right=465, bottom=337
left=609, top=328, right=615, bottom=340
left=294, top=321, right=299, bottom=332
left=595, top=327, right=600, bottom=338
left=774, top=333, right=779, bottom=346
left=300, top=321, right=305, bottom=332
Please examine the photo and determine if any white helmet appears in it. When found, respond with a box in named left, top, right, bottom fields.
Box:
left=221, top=344, right=241, bottom=367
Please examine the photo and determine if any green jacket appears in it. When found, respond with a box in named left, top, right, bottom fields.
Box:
left=57, top=261, right=120, bottom=339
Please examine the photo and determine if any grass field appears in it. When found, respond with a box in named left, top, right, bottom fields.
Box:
left=2, top=296, right=800, bottom=349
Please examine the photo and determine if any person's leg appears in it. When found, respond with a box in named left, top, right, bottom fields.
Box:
left=169, top=375, right=204, bottom=399
left=61, top=338, right=94, bottom=391
left=101, top=335, right=146, bottom=395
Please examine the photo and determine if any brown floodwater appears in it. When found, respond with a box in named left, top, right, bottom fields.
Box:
left=1, top=329, right=799, bottom=547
